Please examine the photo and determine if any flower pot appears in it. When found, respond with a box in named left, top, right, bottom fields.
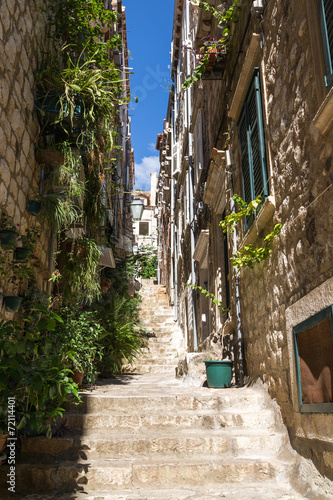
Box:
left=0, top=229, right=18, bottom=247
left=0, top=434, right=8, bottom=454
left=204, top=360, right=232, bottom=388
left=36, top=150, right=65, bottom=170
left=4, top=296, right=23, bottom=313
left=71, top=370, right=84, bottom=387
left=27, top=200, right=42, bottom=216
left=14, top=247, right=32, bottom=262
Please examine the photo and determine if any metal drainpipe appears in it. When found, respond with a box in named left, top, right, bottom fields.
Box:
left=229, top=169, right=244, bottom=387
left=186, top=0, right=198, bottom=351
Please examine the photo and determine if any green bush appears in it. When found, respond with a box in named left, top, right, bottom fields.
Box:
left=93, top=292, right=143, bottom=376
left=0, top=306, right=80, bottom=439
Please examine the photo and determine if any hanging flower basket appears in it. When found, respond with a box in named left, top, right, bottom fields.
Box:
left=4, top=296, right=23, bottom=313
left=0, top=229, right=19, bottom=247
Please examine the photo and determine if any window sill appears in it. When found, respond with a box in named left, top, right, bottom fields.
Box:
left=241, top=195, right=276, bottom=247
left=313, top=87, right=333, bottom=135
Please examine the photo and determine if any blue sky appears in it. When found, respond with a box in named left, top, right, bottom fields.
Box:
left=124, top=1, right=174, bottom=190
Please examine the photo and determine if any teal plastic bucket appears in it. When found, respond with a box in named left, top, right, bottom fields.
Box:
left=204, top=360, right=232, bottom=388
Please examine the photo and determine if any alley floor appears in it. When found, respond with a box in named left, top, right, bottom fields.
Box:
left=1, top=279, right=332, bottom=499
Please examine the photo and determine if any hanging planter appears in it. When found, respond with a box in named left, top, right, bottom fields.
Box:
left=0, top=229, right=18, bottom=247
left=204, top=360, right=232, bottom=388
left=4, top=296, right=23, bottom=313
left=27, top=200, right=42, bottom=216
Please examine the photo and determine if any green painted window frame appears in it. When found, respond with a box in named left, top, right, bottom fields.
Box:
left=318, top=0, right=333, bottom=89
left=293, top=305, right=333, bottom=414
left=237, top=68, right=269, bottom=231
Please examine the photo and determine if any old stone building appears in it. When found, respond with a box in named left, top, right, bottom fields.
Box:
left=157, top=0, right=333, bottom=481
left=0, top=0, right=134, bottom=316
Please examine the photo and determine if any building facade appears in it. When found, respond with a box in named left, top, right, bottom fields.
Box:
left=157, top=0, right=333, bottom=480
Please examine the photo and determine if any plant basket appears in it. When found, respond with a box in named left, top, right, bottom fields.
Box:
left=0, top=230, right=19, bottom=247
left=27, top=200, right=42, bottom=216
left=204, top=360, right=232, bottom=388
left=4, top=296, right=23, bottom=313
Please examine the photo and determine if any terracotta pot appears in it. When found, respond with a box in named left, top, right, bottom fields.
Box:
left=0, top=434, right=8, bottom=453
left=36, top=150, right=65, bottom=169
left=71, top=370, right=84, bottom=387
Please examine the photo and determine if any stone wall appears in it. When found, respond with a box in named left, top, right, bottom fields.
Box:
left=228, top=0, right=333, bottom=480
left=0, top=1, right=52, bottom=318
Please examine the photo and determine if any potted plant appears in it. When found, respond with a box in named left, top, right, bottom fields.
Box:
left=204, top=358, right=233, bottom=388
left=55, top=308, right=105, bottom=385
left=14, top=226, right=40, bottom=262
left=0, top=205, right=19, bottom=247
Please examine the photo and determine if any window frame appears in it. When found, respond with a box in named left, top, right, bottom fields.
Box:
left=318, top=0, right=333, bottom=89
left=237, top=68, right=269, bottom=230
left=293, top=305, right=333, bottom=414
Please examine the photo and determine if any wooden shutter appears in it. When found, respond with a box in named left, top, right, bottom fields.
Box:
left=238, top=69, right=268, bottom=229
left=318, top=0, right=333, bottom=88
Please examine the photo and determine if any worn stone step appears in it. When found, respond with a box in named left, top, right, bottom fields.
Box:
left=15, top=482, right=306, bottom=500
left=21, top=429, right=285, bottom=462
left=2, top=457, right=293, bottom=493
left=66, top=390, right=268, bottom=414
left=63, top=409, right=276, bottom=432
left=137, top=356, right=179, bottom=365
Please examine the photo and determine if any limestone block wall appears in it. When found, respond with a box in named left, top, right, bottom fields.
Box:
left=0, top=1, right=52, bottom=318
left=230, top=0, right=333, bottom=480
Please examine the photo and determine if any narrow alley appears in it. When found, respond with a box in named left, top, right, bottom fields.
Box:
left=2, top=280, right=331, bottom=499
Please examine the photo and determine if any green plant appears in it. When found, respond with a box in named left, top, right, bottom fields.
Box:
left=220, top=194, right=282, bottom=270
left=36, top=192, right=81, bottom=231
left=54, top=308, right=105, bottom=384
left=0, top=305, right=81, bottom=439
left=182, top=0, right=241, bottom=88
left=186, top=283, right=228, bottom=314
left=0, top=204, right=17, bottom=232
left=93, top=292, right=143, bottom=376
left=57, top=236, right=102, bottom=305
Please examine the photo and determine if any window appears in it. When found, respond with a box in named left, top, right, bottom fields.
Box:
left=318, top=0, right=333, bottom=89
left=139, top=222, right=149, bottom=236
left=238, top=68, right=268, bottom=229
left=293, top=305, right=333, bottom=413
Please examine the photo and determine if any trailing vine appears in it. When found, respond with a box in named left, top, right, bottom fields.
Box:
left=182, top=0, right=241, bottom=88
left=220, top=194, right=282, bottom=270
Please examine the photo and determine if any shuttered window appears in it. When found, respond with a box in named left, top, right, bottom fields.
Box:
left=238, top=68, right=268, bottom=229
left=318, top=0, right=333, bottom=89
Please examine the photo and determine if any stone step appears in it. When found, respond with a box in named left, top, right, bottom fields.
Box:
left=21, top=429, right=285, bottom=462
left=2, top=457, right=294, bottom=494
left=136, top=356, right=179, bottom=365
left=15, top=483, right=305, bottom=500
left=131, top=364, right=178, bottom=374
left=62, top=409, right=276, bottom=432
left=66, top=390, right=268, bottom=414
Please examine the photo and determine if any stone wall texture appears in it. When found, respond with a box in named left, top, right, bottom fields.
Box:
left=0, top=1, right=51, bottom=318
left=169, top=0, right=333, bottom=482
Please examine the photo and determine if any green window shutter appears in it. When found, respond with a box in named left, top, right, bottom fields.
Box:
left=238, top=68, right=268, bottom=230
left=318, top=0, right=333, bottom=89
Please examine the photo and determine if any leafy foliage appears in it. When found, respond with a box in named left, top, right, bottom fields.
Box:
left=54, top=308, right=105, bottom=384
left=182, top=0, right=241, bottom=88
left=0, top=306, right=80, bottom=439
left=186, top=283, right=228, bottom=314
left=93, top=292, right=143, bottom=376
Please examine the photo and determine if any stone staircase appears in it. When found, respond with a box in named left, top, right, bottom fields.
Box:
left=1, top=279, right=332, bottom=499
